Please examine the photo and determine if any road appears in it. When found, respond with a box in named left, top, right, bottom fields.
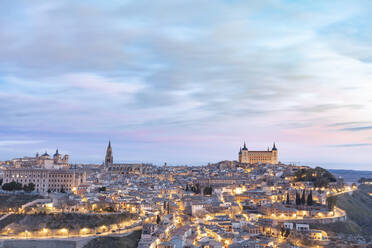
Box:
left=0, top=222, right=142, bottom=241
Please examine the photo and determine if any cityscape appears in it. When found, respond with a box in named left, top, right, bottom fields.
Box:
left=1, top=0, right=372, bottom=248
left=0, top=142, right=370, bottom=248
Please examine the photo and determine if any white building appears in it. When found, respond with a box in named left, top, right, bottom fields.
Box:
left=3, top=168, right=86, bottom=193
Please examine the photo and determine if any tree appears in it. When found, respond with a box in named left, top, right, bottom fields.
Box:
left=294, top=167, right=336, bottom=187
left=284, top=229, right=290, bottom=237
left=23, top=183, right=35, bottom=193
left=156, top=215, right=161, bottom=224
left=60, top=186, right=66, bottom=193
left=98, top=186, right=106, bottom=192
left=307, top=190, right=313, bottom=206
left=301, top=190, right=306, bottom=205
left=2, top=181, right=23, bottom=191
left=326, top=196, right=337, bottom=211
left=295, top=191, right=300, bottom=205
left=191, top=183, right=201, bottom=194
left=203, top=186, right=212, bottom=196
left=195, top=183, right=201, bottom=194
left=286, top=192, right=290, bottom=205
left=47, top=189, right=51, bottom=193
left=358, top=177, right=372, bottom=184
left=104, top=206, right=114, bottom=212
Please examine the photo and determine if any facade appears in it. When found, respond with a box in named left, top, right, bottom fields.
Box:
left=238, top=142, right=278, bottom=164
left=3, top=168, right=86, bottom=193
left=107, top=163, right=153, bottom=174
left=11, top=149, right=69, bottom=169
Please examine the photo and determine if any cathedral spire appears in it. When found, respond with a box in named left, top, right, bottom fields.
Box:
left=105, top=140, right=113, bottom=166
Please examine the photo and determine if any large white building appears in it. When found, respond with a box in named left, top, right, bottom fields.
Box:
left=3, top=168, right=86, bottom=193
left=238, top=142, right=278, bottom=164
left=12, top=149, right=69, bottom=169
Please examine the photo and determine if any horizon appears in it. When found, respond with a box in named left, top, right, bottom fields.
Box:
left=3, top=141, right=372, bottom=171
left=1, top=1, right=372, bottom=170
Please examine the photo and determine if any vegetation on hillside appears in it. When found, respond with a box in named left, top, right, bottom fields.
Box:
left=3, top=212, right=136, bottom=232
left=311, top=185, right=372, bottom=241
left=294, top=167, right=336, bottom=187
left=83, top=229, right=142, bottom=248
left=0, top=194, right=43, bottom=211
left=358, top=177, right=372, bottom=183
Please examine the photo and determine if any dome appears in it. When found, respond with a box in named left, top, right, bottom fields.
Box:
left=42, top=151, right=49, bottom=157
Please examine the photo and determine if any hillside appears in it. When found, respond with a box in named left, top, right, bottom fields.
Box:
left=311, top=185, right=372, bottom=242
left=2, top=213, right=136, bottom=233
left=329, top=169, right=372, bottom=184
left=294, top=167, right=336, bottom=187
left=0, top=194, right=44, bottom=211
left=83, top=230, right=142, bottom=248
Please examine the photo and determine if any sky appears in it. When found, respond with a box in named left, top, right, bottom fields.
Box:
left=0, top=0, right=372, bottom=169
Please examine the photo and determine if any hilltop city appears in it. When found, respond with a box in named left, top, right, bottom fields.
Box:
left=0, top=142, right=371, bottom=248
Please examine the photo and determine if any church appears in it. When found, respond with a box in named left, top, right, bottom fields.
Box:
left=104, top=141, right=153, bottom=174
left=238, top=142, right=278, bottom=164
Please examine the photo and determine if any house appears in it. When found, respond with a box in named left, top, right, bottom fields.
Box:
left=296, top=223, right=309, bottom=231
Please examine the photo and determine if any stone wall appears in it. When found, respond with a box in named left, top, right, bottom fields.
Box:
left=0, top=238, right=92, bottom=248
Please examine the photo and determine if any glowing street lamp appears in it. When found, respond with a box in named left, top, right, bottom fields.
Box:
left=24, top=230, right=31, bottom=238
left=39, top=228, right=49, bottom=236
left=80, top=227, right=90, bottom=235
left=58, top=228, right=69, bottom=236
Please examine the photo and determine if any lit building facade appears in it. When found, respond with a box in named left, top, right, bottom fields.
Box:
left=3, top=168, right=86, bottom=193
left=11, top=149, right=69, bottom=169
left=238, top=142, right=278, bottom=164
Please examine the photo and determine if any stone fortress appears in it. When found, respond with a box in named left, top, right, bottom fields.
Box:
left=238, top=142, right=278, bottom=164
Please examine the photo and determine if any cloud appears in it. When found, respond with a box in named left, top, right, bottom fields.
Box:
left=58, top=73, right=146, bottom=96
left=328, top=143, right=372, bottom=147
left=340, top=126, right=372, bottom=132
left=0, top=0, right=371, bottom=167
left=328, top=121, right=369, bottom=127
left=0, top=140, right=44, bottom=147
left=293, top=104, right=363, bottom=114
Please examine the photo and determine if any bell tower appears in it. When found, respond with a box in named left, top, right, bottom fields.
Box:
left=105, top=141, right=113, bottom=167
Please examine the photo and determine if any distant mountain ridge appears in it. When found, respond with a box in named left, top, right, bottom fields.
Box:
left=329, top=169, right=372, bottom=184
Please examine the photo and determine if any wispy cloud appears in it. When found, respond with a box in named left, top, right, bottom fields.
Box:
left=328, top=121, right=369, bottom=127
left=328, top=143, right=372, bottom=148
left=0, top=0, right=371, bottom=167
left=0, top=140, right=44, bottom=147
left=340, top=126, right=372, bottom=132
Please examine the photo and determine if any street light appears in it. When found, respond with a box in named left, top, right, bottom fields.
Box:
left=58, top=228, right=69, bottom=236
left=80, top=227, right=90, bottom=235
left=40, top=228, right=49, bottom=237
